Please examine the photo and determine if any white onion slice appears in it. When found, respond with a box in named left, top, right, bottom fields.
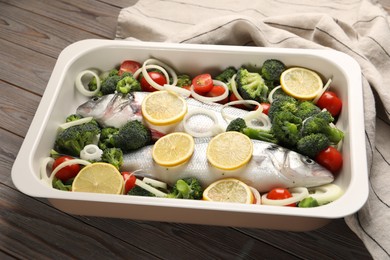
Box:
left=40, top=157, right=55, bottom=186
left=80, top=144, right=103, bottom=161
left=244, top=109, right=272, bottom=131
left=135, top=179, right=167, bottom=197
left=261, top=187, right=309, bottom=206
left=308, top=184, right=343, bottom=205
left=75, top=70, right=101, bottom=97
left=164, top=84, right=191, bottom=98
left=268, top=85, right=282, bottom=103
left=249, top=187, right=262, bottom=205
left=143, top=177, right=168, bottom=190
left=230, top=74, right=243, bottom=100
left=183, top=108, right=223, bottom=137
left=221, top=100, right=261, bottom=122
left=190, top=80, right=229, bottom=103
left=141, top=58, right=178, bottom=90
left=59, top=117, right=94, bottom=130
left=313, top=77, right=332, bottom=104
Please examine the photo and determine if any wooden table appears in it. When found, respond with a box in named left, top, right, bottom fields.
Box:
left=1, top=1, right=375, bottom=258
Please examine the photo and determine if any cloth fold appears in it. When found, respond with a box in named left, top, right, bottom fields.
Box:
left=116, top=1, right=390, bottom=258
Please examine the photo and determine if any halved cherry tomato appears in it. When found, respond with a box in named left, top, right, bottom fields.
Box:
left=315, top=146, right=343, bottom=174
left=192, top=74, right=213, bottom=94
left=206, top=85, right=228, bottom=104
left=267, top=188, right=296, bottom=207
left=122, top=172, right=137, bottom=194
left=260, top=102, right=271, bottom=115
left=316, top=91, right=342, bottom=117
left=118, top=60, right=141, bottom=76
left=140, top=71, right=167, bottom=92
left=52, top=156, right=80, bottom=181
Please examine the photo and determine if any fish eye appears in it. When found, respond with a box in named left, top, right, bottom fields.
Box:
left=303, top=157, right=315, bottom=165
left=91, top=96, right=100, bottom=101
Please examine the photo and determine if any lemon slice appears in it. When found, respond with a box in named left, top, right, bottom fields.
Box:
left=203, top=178, right=254, bottom=204
left=72, top=162, right=124, bottom=194
left=152, top=132, right=195, bottom=167
left=280, top=67, right=323, bottom=100
left=142, top=90, right=187, bottom=126
left=207, top=131, right=253, bottom=171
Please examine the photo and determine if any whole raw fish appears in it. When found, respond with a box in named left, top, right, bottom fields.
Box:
left=76, top=92, right=248, bottom=132
left=121, top=137, right=334, bottom=192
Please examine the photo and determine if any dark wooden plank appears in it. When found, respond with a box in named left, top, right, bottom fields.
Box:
left=0, top=39, right=55, bottom=95
left=98, top=0, right=138, bottom=9
left=2, top=0, right=122, bottom=39
left=0, top=2, right=108, bottom=58
left=0, top=81, right=41, bottom=137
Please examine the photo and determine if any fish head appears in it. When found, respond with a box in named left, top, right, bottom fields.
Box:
left=76, top=94, right=115, bottom=119
left=281, top=151, right=334, bottom=187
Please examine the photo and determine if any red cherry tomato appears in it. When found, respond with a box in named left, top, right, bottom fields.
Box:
left=316, top=91, right=342, bottom=117
left=267, top=188, right=296, bottom=207
left=122, top=172, right=137, bottom=194
left=206, top=85, right=228, bottom=104
left=229, top=92, right=246, bottom=109
left=52, top=156, right=80, bottom=181
left=315, top=146, right=343, bottom=174
left=192, top=74, right=214, bottom=94
left=118, top=60, right=141, bottom=76
left=140, top=71, right=167, bottom=92
left=260, top=102, right=271, bottom=115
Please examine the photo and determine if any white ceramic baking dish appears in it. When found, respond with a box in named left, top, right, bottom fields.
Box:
left=12, top=39, right=368, bottom=231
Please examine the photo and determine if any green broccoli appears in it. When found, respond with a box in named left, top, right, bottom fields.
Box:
left=65, top=114, right=83, bottom=122
left=242, top=128, right=278, bottom=144
left=112, top=120, right=151, bottom=152
left=295, top=101, right=321, bottom=120
left=127, top=185, right=156, bottom=197
left=176, top=74, right=192, bottom=87
left=53, top=178, right=73, bottom=191
left=300, top=111, right=344, bottom=144
left=226, top=118, right=247, bottom=132
left=298, top=197, right=320, bottom=208
left=236, top=68, right=268, bottom=103
left=271, top=111, right=302, bottom=148
left=261, top=59, right=286, bottom=82
left=55, top=122, right=101, bottom=157
left=98, top=127, right=119, bottom=150
left=268, top=95, right=299, bottom=122
left=296, top=133, right=330, bottom=158
left=167, top=177, right=203, bottom=200
left=101, top=148, right=123, bottom=169
left=116, top=75, right=141, bottom=94
left=215, top=66, right=237, bottom=83
left=101, top=74, right=121, bottom=95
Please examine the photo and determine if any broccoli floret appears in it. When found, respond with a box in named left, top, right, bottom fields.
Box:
left=296, top=133, right=330, bottom=158
left=101, top=148, right=123, bottom=169
left=127, top=185, right=156, bottom=197
left=53, top=178, right=73, bottom=191
left=301, top=112, right=344, bottom=144
left=55, top=122, right=101, bottom=157
left=116, top=75, right=141, bottom=94
left=226, top=118, right=247, bottom=132
left=236, top=68, right=268, bottom=103
left=98, top=127, right=119, bottom=150
left=271, top=111, right=302, bottom=147
left=66, top=114, right=83, bottom=122
left=88, top=76, right=99, bottom=92
left=298, top=197, right=320, bottom=208
left=112, top=120, right=151, bottom=152
left=215, top=66, right=237, bottom=83
left=268, top=95, right=299, bottom=122
left=167, top=178, right=203, bottom=200
left=261, top=59, right=286, bottom=82
left=101, top=74, right=121, bottom=95
left=176, top=74, right=192, bottom=87
left=242, top=128, right=278, bottom=144
left=295, top=101, right=321, bottom=120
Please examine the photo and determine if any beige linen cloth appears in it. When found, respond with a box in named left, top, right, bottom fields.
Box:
left=116, top=0, right=390, bottom=258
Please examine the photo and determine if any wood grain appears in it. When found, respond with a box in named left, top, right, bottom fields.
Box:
left=0, top=0, right=374, bottom=259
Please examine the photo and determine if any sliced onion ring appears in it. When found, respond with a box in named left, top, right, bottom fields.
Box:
left=221, top=99, right=261, bottom=122
left=308, top=184, right=343, bottom=205
left=249, top=187, right=261, bottom=205
left=75, top=70, right=101, bottom=97
left=244, top=109, right=272, bottom=131
left=40, top=157, right=55, bottom=186
left=59, top=117, right=94, bottom=130
left=164, top=84, right=191, bottom=98
left=313, top=77, right=332, bottom=104
left=80, top=144, right=103, bottom=161
left=268, top=85, right=282, bottom=103
left=141, top=58, right=178, bottom=90
left=190, top=80, right=229, bottom=103
left=261, top=187, right=309, bottom=206
left=183, top=108, right=223, bottom=137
